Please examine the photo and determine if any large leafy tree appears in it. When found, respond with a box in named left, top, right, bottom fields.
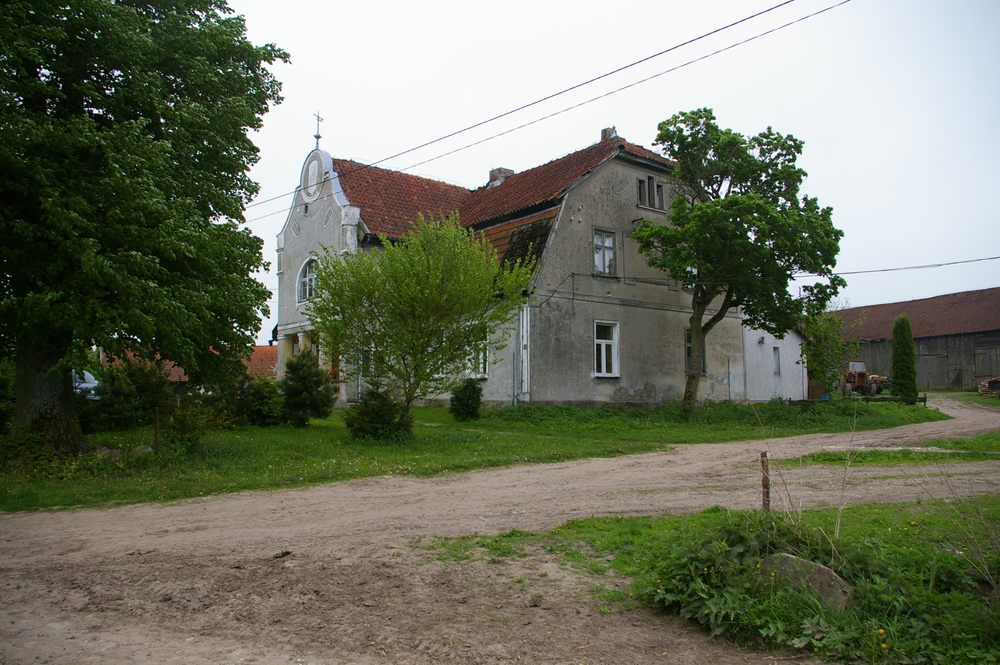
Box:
left=633, top=108, right=845, bottom=412
left=0, top=1, right=286, bottom=454
left=308, top=214, right=533, bottom=428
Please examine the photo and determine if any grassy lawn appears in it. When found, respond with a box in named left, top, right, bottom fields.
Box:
left=958, top=392, right=1000, bottom=409
left=424, top=496, right=1000, bottom=663
left=778, top=430, right=1000, bottom=466
left=1, top=399, right=950, bottom=512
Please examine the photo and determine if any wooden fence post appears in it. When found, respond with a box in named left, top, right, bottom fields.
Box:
left=761, top=451, right=770, bottom=513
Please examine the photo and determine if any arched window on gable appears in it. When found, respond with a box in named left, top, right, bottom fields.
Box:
left=298, top=259, right=318, bottom=303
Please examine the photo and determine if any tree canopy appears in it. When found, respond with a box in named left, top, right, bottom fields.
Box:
left=0, top=0, right=286, bottom=453
left=632, top=108, right=845, bottom=410
left=308, top=214, right=533, bottom=428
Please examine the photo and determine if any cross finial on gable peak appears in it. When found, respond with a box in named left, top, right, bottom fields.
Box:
left=313, top=110, right=324, bottom=149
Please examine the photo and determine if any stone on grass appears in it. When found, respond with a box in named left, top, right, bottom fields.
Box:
left=760, top=553, right=853, bottom=611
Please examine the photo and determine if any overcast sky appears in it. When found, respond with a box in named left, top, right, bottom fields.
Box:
left=228, top=0, right=1000, bottom=344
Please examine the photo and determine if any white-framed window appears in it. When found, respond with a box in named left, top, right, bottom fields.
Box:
left=773, top=347, right=781, bottom=375
left=594, top=321, right=619, bottom=377
left=685, top=328, right=707, bottom=373
left=594, top=229, right=615, bottom=276
left=298, top=258, right=318, bottom=303
left=469, top=343, right=489, bottom=379
left=637, top=175, right=665, bottom=210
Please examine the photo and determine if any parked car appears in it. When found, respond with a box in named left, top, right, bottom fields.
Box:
left=72, top=370, right=100, bottom=399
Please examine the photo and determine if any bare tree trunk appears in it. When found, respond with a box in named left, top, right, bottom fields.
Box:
left=10, top=335, right=85, bottom=457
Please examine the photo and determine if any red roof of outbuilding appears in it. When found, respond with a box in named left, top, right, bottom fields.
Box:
left=330, top=135, right=674, bottom=237
left=839, top=287, right=1000, bottom=340
left=159, top=345, right=278, bottom=383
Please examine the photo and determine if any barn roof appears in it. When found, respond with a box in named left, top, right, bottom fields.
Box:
left=838, top=287, right=1000, bottom=340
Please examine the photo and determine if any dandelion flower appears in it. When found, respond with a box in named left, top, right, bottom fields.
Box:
left=881, top=644, right=888, bottom=650
left=879, top=629, right=885, bottom=635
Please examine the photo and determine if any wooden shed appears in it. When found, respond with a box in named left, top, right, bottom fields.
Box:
left=838, top=288, right=1000, bottom=390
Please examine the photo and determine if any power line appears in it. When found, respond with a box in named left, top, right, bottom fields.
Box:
left=244, top=0, right=802, bottom=213
left=829, top=254, right=1000, bottom=277
left=244, top=0, right=851, bottom=226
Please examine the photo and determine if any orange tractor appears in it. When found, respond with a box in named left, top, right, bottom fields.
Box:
left=842, top=359, right=879, bottom=396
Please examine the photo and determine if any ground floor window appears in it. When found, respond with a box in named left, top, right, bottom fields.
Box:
left=595, top=321, right=619, bottom=377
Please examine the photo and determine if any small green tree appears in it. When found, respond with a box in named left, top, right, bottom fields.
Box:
left=308, top=213, right=533, bottom=432
left=239, top=375, right=286, bottom=427
left=280, top=353, right=336, bottom=427
left=891, top=314, right=918, bottom=398
left=449, top=378, right=483, bottom=422
left=342, top=391, right=409, bottom=440
left=799, top=312, right=859, bottom=393
left=633, top=109, right=844, bottom=414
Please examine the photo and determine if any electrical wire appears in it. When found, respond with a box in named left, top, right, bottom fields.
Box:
left=242, top=0, right=836, bottom=218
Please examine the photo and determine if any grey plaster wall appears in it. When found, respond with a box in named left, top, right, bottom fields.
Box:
left=741, top=328, right=807, bottom=401
left=521, top=157, right=747, bottom=405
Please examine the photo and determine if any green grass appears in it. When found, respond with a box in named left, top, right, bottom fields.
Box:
left=958, top=393, right=1000, bottom=409
left=1, top=399, right=951, bottom=512
left=779, top=431, right=1000, bottom=466
left=428, top=497, right=1000, bottom=663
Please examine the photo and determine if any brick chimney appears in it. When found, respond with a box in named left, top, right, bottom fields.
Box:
left=488, top=167, right=514, bottom=188
left=601, top=127, right=617, bottom=141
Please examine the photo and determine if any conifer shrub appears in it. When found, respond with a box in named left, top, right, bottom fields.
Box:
left=280, top=352, right=336, bottom=427
left=890, top=314, right=918, bottom=398
left=449, top=378, right=483, bottom=422
left=342, top=390, right=412, bottom=440
left=79, top=357, right=174, bottom=432
left=239, top=374, right=285, bottom=426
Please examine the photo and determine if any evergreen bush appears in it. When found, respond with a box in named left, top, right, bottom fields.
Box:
left=280, top=352, right=336, bottom=427
left=890, top=314, right=918, bottom=398
left=80, top=358, right=174, bottom=432
left=238, top=374, right=286, bottom=426
left=342, top=391, right=412, bottom=440
left=449, top=378, right=483, bottom=422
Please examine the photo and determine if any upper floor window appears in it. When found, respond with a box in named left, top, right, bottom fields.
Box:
left=637, top=176, right=665, bottom=210
left=685, top=328, right=707, bottom=373
left=594, top=229, right=616, bottom=276
left=595, top=321, right=619, bottom=377
left=298, top=259, right=318, bottom=302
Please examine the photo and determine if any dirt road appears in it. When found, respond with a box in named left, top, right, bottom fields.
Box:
left=3, top=396, right=999, bottom=665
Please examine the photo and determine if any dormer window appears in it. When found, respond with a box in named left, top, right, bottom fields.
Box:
left=298, top=259, right=318, bottom=302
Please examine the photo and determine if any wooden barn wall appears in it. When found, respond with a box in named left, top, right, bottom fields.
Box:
left=855, top=329, right=1000, bottom=390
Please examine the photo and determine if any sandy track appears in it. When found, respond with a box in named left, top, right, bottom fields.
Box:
left=2, top=396, right=998, bottom=665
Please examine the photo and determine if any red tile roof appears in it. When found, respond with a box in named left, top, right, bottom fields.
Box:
left=331, top=136, right=674, bottom=237
left=839, top=287, right=1000, bottom=340
left=159, top=346, right=278, bottom=383
left=459, top=137, right=672, bottom=226
left=332, top=159, right=469, bottom=239
left=246, top=345, right=279, bottom=377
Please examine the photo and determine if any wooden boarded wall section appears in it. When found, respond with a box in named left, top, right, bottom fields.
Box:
left=975, top=332, right=1000, bottom=384
left=858, top=330, right=1000, bottom=390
